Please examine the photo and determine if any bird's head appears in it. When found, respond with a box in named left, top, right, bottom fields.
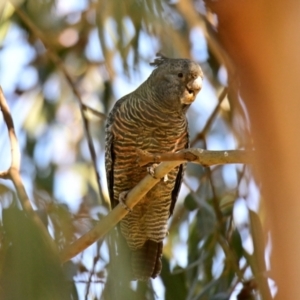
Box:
left=148, top=54, right=203, bottom=111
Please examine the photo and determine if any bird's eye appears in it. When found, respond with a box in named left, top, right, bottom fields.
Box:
left=177, top=73, right=183, bottom=78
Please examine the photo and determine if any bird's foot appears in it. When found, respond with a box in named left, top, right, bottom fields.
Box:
left=147, top=163, right=159, bottom=179
left=118, top=191, right=132, bottom=212
left=147, top=163, right=168, bottom=182
left=163, top=174, right=168, bottom=183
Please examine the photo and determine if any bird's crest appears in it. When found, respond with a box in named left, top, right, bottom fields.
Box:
left=149, top=53, right=170, bottom=68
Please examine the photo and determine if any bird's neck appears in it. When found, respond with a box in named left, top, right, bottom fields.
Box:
left=139, top=81, right=186, bottom=115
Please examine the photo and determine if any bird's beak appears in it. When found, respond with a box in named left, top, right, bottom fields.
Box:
left=181, top=76, right=203, bottom=105
left=180, top=76, right=202, bottom=105
left=187, top=76, right=202, bottom=93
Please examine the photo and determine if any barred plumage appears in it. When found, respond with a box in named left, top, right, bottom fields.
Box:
left=105, top=54, right=203, bottom=280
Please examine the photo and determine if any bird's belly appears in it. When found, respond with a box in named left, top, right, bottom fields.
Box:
left=120, top=176, right=177, bottom=250
left=113, top=125, right=186, bottom=250
left=137, top=126, right=187, bottom=152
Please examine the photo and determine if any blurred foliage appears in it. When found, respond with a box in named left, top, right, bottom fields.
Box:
left=0, top=0, right=268, bottom=299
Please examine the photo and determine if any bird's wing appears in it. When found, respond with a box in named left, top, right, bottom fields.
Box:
left=169, top=124, right=189, bottom=216
left=105, top=96, right=128, bottom=209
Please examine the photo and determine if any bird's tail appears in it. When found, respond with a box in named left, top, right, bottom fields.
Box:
left=131, top=240, right=163, bottom=281
left=103, top=229, right=160, bottom=299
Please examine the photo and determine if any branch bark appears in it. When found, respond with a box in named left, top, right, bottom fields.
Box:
left=60, top=160, right=179, bottom=262
left=0, top=87, right=56, bottom=251
left=136, top=148, right=253, bottom=167
left=60, top=148, right=252, bottom=262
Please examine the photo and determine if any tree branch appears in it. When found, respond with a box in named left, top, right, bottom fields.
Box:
left=191, top=87, right=228, bottom=147
left=136, top=148, right=253, bottom=167
left=60, top=160, right=180, bottom=262
left=60, top=148, right=253, bottom=262
left=0, top=88, right=20, bottom=172
left=82, top=103, right=107, bottom=120
left=0, top=87, right=56, bottom=250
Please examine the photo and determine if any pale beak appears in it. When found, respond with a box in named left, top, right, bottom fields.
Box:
left=181, top=76, right=203, bottom=105
left=186, top=76, right=202, bottom=96
left=190, top=76, right=202, bottom=92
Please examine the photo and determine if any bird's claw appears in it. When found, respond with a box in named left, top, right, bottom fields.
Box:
left=119, top=191, right=132, bottom=212
left=147, top=164, right=168, bottom=182
left=147, top=163, right=159, bottom=179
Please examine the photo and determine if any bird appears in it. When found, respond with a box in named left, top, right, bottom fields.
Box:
left=105, top=54, right=203, bottom=281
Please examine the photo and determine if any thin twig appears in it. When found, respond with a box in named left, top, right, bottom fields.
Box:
left=0, top=87, right=56, bottom=250
left=0, top=87, right=20, bottom=171
left=75, top=280, right=105, bottom=284
left=207, top=164, right=223, bottom=226
left=13, top=6, right=105, bottom=205
left=225, top=165, right=247, bottom=242
left=85, top=241, right=103, bottom=300
left=191, top=87, right=228, bottom=147
left=217, top=234, right=244, bottom=281
left=0, top=87, right=28, bottom=202
left=228, top=262, right=249, bottom=296
left=85, top=253, right=100, bottom=300
left=183, top=178, right=212, bottom=211
left=202, top=87, right=228, bottom=135
left=82, top=104, right=107, bottom=120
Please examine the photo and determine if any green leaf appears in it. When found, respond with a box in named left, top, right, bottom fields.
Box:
left=248, top=210, right=272, bottom=300
left=196, top=206, right=216, bottom=238
left=196, top=277, right=220, bottom=299
left=184, top=193, right=198, bottom=211
left=35, top=163, right=55, bottom=193
left=210, top=292, right=231, bottom=300
left=161, top=256, right=187, bottom=300
left=230, top=229, right=243, bottom=261
left=220, top=194, right=235, bottom=216
left=0, top=205, right=71, bottom=300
